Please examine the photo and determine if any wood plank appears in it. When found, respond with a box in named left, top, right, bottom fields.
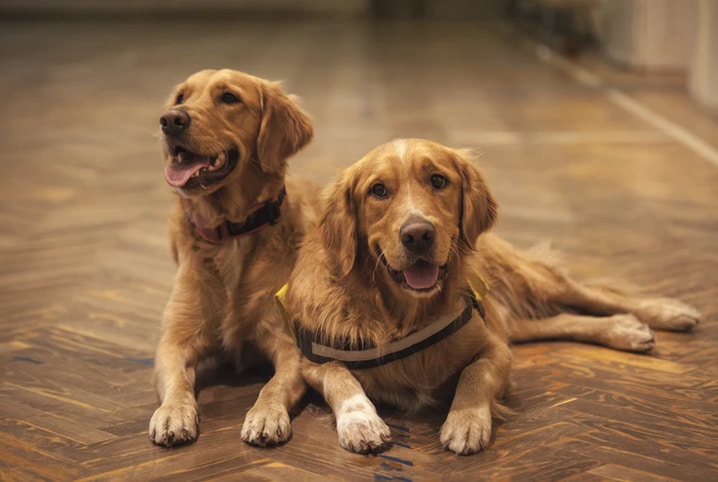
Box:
left=0, top=15, right=716, bottom=481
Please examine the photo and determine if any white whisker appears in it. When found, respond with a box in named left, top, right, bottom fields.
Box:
left=371, top=248, right=384, bottom=285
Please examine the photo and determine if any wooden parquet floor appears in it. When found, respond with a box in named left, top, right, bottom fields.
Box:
left=1, top=16, right=717, bottom=482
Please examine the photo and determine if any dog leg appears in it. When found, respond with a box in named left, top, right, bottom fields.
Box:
left=440, top=332, right=512, bottom=455
left=149, top=266, right=218, bottom=447
left=551, top=278, right=700, bottom=332
left=303, top=360, right=392, bottom=454
left=505, top=252, right=701, bottom=332
left=241, top=337, right=305, bottom=446
left=630, top=297, right=701, bottom=332
left=510, top=313, right=656, bottom=352
left=150, top=340, right=203, bottom=447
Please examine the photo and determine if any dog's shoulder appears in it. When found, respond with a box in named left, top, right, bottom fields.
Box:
left=283, top=177, right=323, bottom=233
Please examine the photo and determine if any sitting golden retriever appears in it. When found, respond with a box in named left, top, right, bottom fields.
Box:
left=149, top=69, right=317, bottom=447
left=284, top=138, right=700, bottom=455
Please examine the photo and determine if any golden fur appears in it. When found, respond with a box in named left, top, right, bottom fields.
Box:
left=286, top=138, right=700, bottom=455
left=149, top=69, right=317, bottom=447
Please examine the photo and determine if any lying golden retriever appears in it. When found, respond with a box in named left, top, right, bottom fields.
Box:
left=284, top=138, right=700, bottom=455
left=149, top=69, right=317, bottom=447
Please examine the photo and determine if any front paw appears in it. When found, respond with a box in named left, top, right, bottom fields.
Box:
left=241, top=402, right=291, bottom=446
left=637, top=298, right=700, bottom=331
left=336, top=402, right=391, bottom=454
left=149, top=401, right=199, bottom=447
left=440, top=404, right=492, bottom=455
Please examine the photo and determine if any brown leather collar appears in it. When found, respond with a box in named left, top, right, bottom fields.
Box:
left=188, top=187, right=286, bottom=243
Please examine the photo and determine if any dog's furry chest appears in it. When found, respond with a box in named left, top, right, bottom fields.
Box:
left=352, top=316, right=486, bottom=412
left=212, top=240, right=252, bottom=292
left=208, top=238, right=290, bottom=349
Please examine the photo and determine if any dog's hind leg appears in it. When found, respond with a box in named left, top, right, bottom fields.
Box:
left=543, top=276, right=700, bottom=332
left=498, top=252, right=699, bottom=348
left=509, top=312, right=656, bottom=352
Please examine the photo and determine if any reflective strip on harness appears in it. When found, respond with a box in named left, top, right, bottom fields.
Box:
left=274, top=276, right=488, bottom=370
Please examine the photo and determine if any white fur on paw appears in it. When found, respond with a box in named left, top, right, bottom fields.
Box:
left=149, top=402, right=199, bottom=447
left=637, top=298, right=700, bottom=332
left=440, top=404, right=492, bottom=455
left=336, top=396, right=391, bottom=453
left=241, top=403, right=291, bottom=446
left=604, top=314, right=655, bottom=352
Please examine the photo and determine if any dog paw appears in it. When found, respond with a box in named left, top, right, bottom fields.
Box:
left=636, top=298, right=700, bottom=332
left=241, top=403, right=291, bottom=446
left=336, top=399, right=391, bottom=453
left=440, top=404, right=492, bottom=455
left=604, top=314, right=655, bottom=352
left=149, top=402, right=199, bottom=447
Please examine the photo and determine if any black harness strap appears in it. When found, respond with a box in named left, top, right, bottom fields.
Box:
left=295, top=290, right=485, bottom=370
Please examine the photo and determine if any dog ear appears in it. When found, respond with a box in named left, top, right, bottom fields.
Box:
left=257, top=83, right=313, bottom=174
left=454, top=150, right=498, bottom=249
left=320, top=170, right=357, bottom=278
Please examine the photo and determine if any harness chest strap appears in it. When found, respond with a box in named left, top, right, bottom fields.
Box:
left=274, top=275, right=489, bottom=370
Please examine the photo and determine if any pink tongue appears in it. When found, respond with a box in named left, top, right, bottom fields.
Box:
left=402, top=261, right=440, bottom=290
left=164, top=160, right=210, bottom=188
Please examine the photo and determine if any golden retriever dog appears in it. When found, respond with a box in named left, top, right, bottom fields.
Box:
left=284, top=138, right=700, bottom=455
left=149, top=69, right=317, bottom=447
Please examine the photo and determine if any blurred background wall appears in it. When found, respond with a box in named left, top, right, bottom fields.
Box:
left=0, top=0, right=367, bottom=16
left=1, top=0, right=715, bottom=111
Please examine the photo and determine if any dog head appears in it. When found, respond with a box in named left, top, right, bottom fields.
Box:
left=321, top=138, right=497, bottom=298
left=160, top=69, right=313, bottom=196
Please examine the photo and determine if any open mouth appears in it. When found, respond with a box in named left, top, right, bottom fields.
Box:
left=380, top=252, right=448, bottom=292
left=164, top=146, right=239, bottom=190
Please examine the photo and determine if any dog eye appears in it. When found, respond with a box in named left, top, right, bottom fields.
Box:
left=430, top=174, right=447, bottom=190
left=220, top=92, right=241, bottom=104
left=174, top=93, right=184, bottom=105
left=370, top=182, right=389, bottom=199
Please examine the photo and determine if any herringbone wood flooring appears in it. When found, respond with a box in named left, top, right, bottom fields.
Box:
left=1, top=16, right=716, bottom=482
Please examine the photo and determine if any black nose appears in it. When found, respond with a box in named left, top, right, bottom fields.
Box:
left=160, top=109, right=190, bottom=136
left=400, top=220, right=435, bottom=254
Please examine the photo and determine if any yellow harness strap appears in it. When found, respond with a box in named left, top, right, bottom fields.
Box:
left=274, top=283, right=295, bottom=340
left=467, top=272, right=488, bottom=302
